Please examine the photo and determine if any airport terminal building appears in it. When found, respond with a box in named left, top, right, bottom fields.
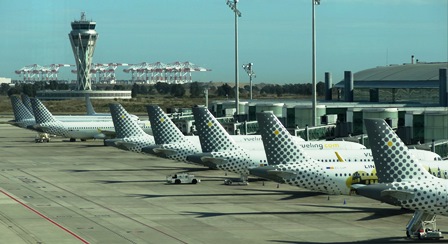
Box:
left=199, top=62, right=448, bottom=154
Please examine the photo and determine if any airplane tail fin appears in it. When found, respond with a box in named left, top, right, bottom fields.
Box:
left=257, top=111, right=315, bottom=165
left=10, top=96, right=34, bottom=121
left=20, top=94, right=34, bottom=116
left=109, top=103, right=147, bottom=138
left=30, top=98, right=58, bottom=124
left=192, top=107, right=240, bottom=153
left=85, top=94, right=96, bottom=115
left=364, top=119, right=433, bottom=183
left=147, top=105, right=187, bottom=145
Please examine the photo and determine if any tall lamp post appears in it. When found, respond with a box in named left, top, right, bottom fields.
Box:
left=242, top=63, right=256, bottom=100
left=226, top=0, right=242, bottom=120
left=311, top=0, right=320, bottom=127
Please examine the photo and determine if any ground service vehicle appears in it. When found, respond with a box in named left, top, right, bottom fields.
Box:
left=166, top=173, right=200, bottom=184
left=415, top=221, right=443, bottom=240
left=35, top=133, right=50, bottom=143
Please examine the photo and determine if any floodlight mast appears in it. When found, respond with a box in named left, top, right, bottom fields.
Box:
left=226, top=0, right=242, bottom=121
left=312, top=0, right=320, bottom=127
left=242, top=63, right=256, bottom=100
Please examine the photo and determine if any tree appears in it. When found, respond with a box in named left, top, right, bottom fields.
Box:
left=189, top=82, right=203, bottom=98
left=22, top=84, right=36, bottom=97
left=155, top=82, right=171, bottom=94
left=131, top=83, right=139, bottom=98
left=216, top=83, right=234, bottom=98
left=7, top=87, right=20, bottom=97
left=0, top=83, right=10, bottom=95
left=170, top=84, right=185, bottom=97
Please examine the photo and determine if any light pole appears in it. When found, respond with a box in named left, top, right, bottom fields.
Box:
left=226, top=0, right=242, bottom=120
left=242, top=63, right=256, bottom=100
left=312, top=0, right=320, bottom=127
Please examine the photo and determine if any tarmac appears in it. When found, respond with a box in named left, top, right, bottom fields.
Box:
left=1, top=121, right=448, bottom=244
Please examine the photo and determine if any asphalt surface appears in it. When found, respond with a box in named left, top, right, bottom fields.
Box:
left=1, top=122, right=448, bottom=243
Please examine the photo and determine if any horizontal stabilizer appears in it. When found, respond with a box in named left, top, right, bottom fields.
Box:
left=97, top=129, right=116, bottom=137
left=93, top=134, right=107, bottom=139
left=350, top=184, right=366, bottom=189
left=381, top=189, right=414, bottom=201
left=114, top=141, right=137, bottom=148
left=152, top=148, right=179, bottom=157
left=267, top=170, right=298, bottom=180
left=200, top=156, right=229, bottom=166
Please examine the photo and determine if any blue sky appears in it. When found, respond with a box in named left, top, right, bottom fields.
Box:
left=0, top=0, right=447, bottom=84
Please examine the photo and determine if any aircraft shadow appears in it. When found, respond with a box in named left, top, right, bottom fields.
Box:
left=269, top=236, right=448, bottom=243
left=96, top=180, right=166, bottom=184
left=243, top=189, right=324, bottom=201
left=297, top=204, right=412, bottom=221
left=128, top=189, right=323, bottom=200
left=65, top=168, right=155, bottom=173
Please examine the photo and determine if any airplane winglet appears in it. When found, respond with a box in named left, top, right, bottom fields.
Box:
left=335, top=151, right=345, bottom=162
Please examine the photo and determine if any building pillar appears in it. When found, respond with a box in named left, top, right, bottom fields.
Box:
left=439, top=68, right=448, bottom=107
left=344, top=71, right=354, bottom=102
left=369, top=88, right=379, bottom=102
left=325, top=72, right=332, bottom=101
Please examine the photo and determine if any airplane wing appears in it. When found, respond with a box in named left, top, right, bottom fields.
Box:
left=266, top=170, right=298, bottom=180
left=381, top=189, right=414, bottom=201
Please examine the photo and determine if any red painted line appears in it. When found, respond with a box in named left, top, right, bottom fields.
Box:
left=0, top=189, right=89, bottom=244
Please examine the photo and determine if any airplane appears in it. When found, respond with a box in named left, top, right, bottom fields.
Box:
left=144, top=105, right=369, bottom=167
left=185, top=107, right=409, bottom=184
left=249, top=111, right=448, bottom=194
left=354, top=118, right=448, bottom=239
left=107, top=104, right=274, bottom=156
left=105, top=103, right=155, bottom=152
left=9, top=94, right=142, bottom=130
left=30, top=98, right=151, bottom=142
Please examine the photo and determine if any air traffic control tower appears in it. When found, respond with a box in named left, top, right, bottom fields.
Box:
left=37, top=12, right=131, bottom=100
left=69, top=12, right=97, bottom=91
